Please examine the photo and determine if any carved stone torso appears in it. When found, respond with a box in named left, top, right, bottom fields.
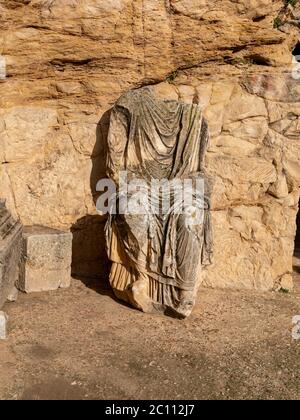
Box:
left=105, top=87, right=213, bottom=318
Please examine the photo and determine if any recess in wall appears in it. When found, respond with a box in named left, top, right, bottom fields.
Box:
left=293, top=43, right=300, bottom=62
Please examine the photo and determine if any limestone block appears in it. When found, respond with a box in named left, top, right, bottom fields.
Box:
left=177, top=85, right=196, bottom=104
left=2, top=133, right=92, bottom=228
left=203, top=200, right=297, bottom=292
left=224, top=87, right=268, bottom=124
left=207, top=155, right=277, bottom=208
left=0, top=312, right=8, bottom=340
left=195, top=84, right=212, bottom=111
left=18, top=226, right=73, bottom=293
left=204, top=103, right=225, bottom=137
left=68, top=122, right=99, bottom=156
left=268, top=173, right=289, bottom=199
left=0, top=107, right=58, bottom=162
left=222, top=117, right=269, bottom=143
left=210, top=82, right=234, bottom=105
left=277, top=274, right=294, bottom=292
left=211, top=135, right=258, bottom=156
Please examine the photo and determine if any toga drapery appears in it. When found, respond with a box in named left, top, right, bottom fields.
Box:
left=105, top=86, right=213, bottom=316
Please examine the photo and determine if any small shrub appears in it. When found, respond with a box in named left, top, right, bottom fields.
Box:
left=166, top=70, right=178, bottom=83
left=285, top=0, right=298, bottom=7
left=273, top=17, right=283, bottom=28
left=279, top=288, right=289, bottom=294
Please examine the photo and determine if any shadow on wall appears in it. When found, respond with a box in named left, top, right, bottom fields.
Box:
left=295, top=202, right=300, bottom=255
left=71, top=109, right=113, bottom=281
left=293, top=200, right=300, bottom=275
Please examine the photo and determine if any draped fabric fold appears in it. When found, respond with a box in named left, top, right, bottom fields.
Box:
left=105, top=87, right=213, bottom=317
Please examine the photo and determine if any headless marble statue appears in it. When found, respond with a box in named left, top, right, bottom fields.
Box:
left=105, top=86, right=213, bottom=318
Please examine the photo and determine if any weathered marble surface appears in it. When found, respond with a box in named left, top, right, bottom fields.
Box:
left=0, top=201, right=22, bottom=309
left=105, top=86, right=212, bottom=317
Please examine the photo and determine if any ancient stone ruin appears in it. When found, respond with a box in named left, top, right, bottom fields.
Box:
left=105, top=86, right=213, bottom=317
left=0, top=1, right=299, bottom=317
left=0, top=206, right=73, bottom=337
left=18, top=226, right=73, bottom=294
left=0, top=201, right=22, bottom=310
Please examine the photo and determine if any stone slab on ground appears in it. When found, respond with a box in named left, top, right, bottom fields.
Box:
left=0, top=311, right=8, bottom=340
left=18, top=226, right=73, bottom=293
left=0, top=201, right=23, bottom=310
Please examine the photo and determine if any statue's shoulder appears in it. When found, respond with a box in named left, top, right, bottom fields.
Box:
left=116, top=87, right=152, bottom=110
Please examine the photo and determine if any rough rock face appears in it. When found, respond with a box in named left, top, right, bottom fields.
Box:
left=0, top=0, right=299, bottom=291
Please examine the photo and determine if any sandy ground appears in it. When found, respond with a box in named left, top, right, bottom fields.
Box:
left=0, top=265, right=300, bottom=400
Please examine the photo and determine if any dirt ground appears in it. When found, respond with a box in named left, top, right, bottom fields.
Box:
left=0, top=263, right=300, bottom=400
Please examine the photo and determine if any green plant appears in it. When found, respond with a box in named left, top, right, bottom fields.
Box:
left=166, top=70, right=178, bottom=83
left=279, top=288, right=290, bottom=294
left=285, top=0, right=298, bottom=7
left=274, top=1, right=298, bottom=29
left=273, top=17, right=283, bottom=28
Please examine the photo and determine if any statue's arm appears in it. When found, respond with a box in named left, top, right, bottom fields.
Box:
left=106, top=106, right=129, bottom=185
left=188, top=116, right=210, bottom=178
left=199, top=117, right=210, bottom=170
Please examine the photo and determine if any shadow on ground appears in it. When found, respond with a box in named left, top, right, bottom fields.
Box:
left=71, top=109, right=112, bottom=282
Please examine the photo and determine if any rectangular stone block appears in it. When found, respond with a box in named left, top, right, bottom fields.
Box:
left=18, top=226, right=73, bottom=293
left=0, top=311, right=8, bottom=340
left=0, top=202, right=23, bottom=309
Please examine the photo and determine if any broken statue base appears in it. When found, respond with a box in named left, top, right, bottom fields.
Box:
left=111, top=269, right=200, bottom=319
